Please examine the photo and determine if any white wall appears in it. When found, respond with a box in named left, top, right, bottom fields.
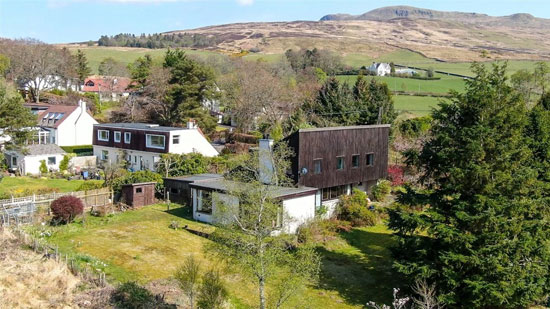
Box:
left=168, top=129, right=218, bottom=157
left=282, top=194, right=316, bottom=234
left=70, top=155, right=97, bottom=170
left=93, top=146, right=160, bottom=171
left=12, top=153, right=65, bottom=175
left=56, top=103, right=98, bottom=146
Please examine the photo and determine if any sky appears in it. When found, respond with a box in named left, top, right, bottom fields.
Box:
left=1, top=0, right=550, bottom=43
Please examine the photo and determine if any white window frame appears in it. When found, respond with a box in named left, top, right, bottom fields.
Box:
left=146, top=134, right=165, bottom=149
left=124, top=132, right=131, bottom=144
left=114, top=131, right=121, bottom=143
left=172, top=135, right=180, bottom=145
left=98, top=130, right=109, bottom=141
left=47, top=156, right=56, bottom=165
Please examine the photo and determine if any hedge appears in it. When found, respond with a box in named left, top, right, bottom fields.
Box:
left=61, top=145, right=93, bottom=157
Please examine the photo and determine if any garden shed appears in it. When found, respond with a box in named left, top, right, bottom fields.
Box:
left=121, top=182, right=156, bottom=207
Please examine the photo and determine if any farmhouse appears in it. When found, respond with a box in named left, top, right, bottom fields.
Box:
left=367, top=62, right=392, bottom=76
left=27, top=100, right=98, bottom=146
left=92, top=121, right=218, bottom=172
left=285, top=125, right=390, bottom=216
left=165, top=173, right=317, bottom=234
left=5, top=144, right=66, bottom=175
left=82, top=76, right=132, bottom=102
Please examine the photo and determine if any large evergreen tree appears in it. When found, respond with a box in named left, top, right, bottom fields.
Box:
left=388, top=63, right=550, bottom=307
left=75, top=49, right=91, bottom=85
left=308, top=77, right=356, bottom=126
left=353, top=75, right=397, bottom=125
left=0, top=82, right=36, bottom=147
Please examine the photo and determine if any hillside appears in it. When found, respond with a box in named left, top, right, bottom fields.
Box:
left=156, top=6, right=550, bottom=62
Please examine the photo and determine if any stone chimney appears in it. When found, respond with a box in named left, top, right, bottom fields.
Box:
left=259, top=139, right=274, bottom=184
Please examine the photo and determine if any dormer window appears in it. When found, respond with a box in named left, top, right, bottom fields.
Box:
left=114, top=131, right=121, bottom=143
left=98, top=130, right=109, bottom=141
left=124, top=132, right=131, bottom=143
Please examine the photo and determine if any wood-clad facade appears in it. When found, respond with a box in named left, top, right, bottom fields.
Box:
left=285, top=125, right=390, bottom=189
left=93, top=125, right=170, bottom=154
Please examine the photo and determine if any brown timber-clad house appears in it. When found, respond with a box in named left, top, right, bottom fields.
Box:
left=284, top=125, right=390, bottom=212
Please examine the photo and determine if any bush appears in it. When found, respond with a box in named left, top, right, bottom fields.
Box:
left=337, top=189, right=378, bottom=227
left=387, top=165, right=405, bottom=186
left=39, top=160, right=48, bottom=175
left=60, top=145, right=93, bottom=157
left=297, top=218, right=352, bottom=244
left=197, top=270, right=228, bottom=309
left=372, top=180, right=392, bottom=202
left=111, top=282, right=156, bottom=309
left=59, top=153, right=76, bottom=172
left=50, top=195, right=84, bottom=224
left=76, top=181, right=104, bottom=192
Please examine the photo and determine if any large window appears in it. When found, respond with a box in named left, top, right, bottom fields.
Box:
left=198, top=190, right=212, bottom=214
left=336, top=156, right=345, bottom=170
left=313, top=159, right=322, bottom=174
left=321, top=185, right=348, bottom=201
left=172, top=135, right=180, bottom=144
left=47, top=156, right=56, bottom=165
left=146, top=134, right=165, bottom=149
left=114, top=131, right=121, bottom=143
left=124, top=132, right=131, bottom=144
left=98, top=130, right=109, bottom=141
left=366, top=153, right=374, bottom=166
left=352, top=154, right=360, bottom=168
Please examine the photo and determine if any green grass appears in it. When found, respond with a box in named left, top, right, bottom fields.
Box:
left=336, top=74, right=466, bottom=94
left=0, top=177, right=102, bottom=197
left=37, top=204, right=401, bottom=308
left=394, top=95, right=445, bottom=118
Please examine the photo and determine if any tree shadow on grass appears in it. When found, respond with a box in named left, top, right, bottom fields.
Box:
left=161, top=203, right=193, bottom=220
left=315, top=229, right=404, bottom=306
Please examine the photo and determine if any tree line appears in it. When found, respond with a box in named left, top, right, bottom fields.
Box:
left=98, top=33, right=219, bottom=49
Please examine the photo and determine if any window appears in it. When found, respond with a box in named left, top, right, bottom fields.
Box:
left=170, top=188, right=179, bottom=194
left=135, top=187, right=142, bottom=193
left=146, top=134, right=165, bottom=149
left=101, top=150, right=109, bottom=160
left=336, top=156, right=345, bottom=170
left=134, top=155, right=137, bottom=163
left=114, top=131, right=121, bottom=142
left=11, top=156, right=17, bottom=166
left=366, top=153, right=374, bottom=166
left=172, top=135, right=180, bottom=144
left=321, top=185, right=348, bottom=201
left=198, top=190, right=212, bottom=214
left=124, top=132, right=131, bottom=144
left=98, top=130, right=109, bottom=141
left=352, top=154, right=360, bottom=168
left=47, top=156, right=56, bottom=165
left=313, top=159, right=322, bottom=174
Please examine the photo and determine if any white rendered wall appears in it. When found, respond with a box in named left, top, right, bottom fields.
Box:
left=93, top=146, right=160, bottom=171
left=282, top=194, right=316, bottom=234
left=55, top=105, right=98, bottom=146
left=21, top=154, right=64, bottom=175
left=168, top=129, right=218, bottom=157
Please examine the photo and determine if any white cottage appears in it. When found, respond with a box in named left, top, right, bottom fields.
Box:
left=367, top=62, right=392, bottom=76
left=5, top=144, right=66, bottom=175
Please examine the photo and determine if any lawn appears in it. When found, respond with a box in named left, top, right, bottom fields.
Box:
left=36, top=204, right=402, bottom=308
left=0, top=177, right=102, bottom=197
left=336, top=74, right=466, bottom=94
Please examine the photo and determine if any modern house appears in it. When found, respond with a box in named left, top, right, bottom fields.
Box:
left=164, top=174, right=317, bottom=234
left=92, top=121, right=218, bottom=171
left=82, top=76, right=132, bottom=102
left=367, top=62, right=392, bottom=76
left=5, top=144, right=66, bottom=175
left=285, top=125, right=390, bottom=215
left=30, top=100, right=98, bottom=146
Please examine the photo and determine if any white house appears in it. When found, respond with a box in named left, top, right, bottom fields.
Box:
left=92, top=121, right=218, bottom=172
left=21, top=75, right=79, bottom=94
left=32, top=100, right=98, bottom=146
left=5, top=144, right=66, bottom=175
left=367, top=62, right=392, bottom=76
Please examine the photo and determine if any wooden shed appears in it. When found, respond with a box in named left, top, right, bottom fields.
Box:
left=121, top=182, right=156, bottom=207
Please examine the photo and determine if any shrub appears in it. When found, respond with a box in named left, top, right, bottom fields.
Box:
left=50, top=195, right=84, bottom=224
left=197, top=269, right=228, bottom=309
left=111, top=282, right=156, bottom=309
left=388, top=165, right=405, bottom=186
left=59, top=153, right=75, bottom=172
left=39, top=160, right=48, bottom=175
left=76, top=181, right=104, bottom=192
left=61, top=145, right=93, bottom=156
left=297, top=218, right=352, bottom=244
left=337, top=189, right=378, bottom=227
left=372, top=180, right=392, bottom=202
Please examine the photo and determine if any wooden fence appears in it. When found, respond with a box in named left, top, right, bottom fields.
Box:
left=9, top=227, right=107, bottom=287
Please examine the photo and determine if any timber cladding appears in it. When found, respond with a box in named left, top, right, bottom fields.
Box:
left=286, top=125, right=390, bottom=189
left=93, top=126, right=169, bottom=153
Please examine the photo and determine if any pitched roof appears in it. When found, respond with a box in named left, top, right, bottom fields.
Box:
left=37, top=105, right=79, bottom=129
left=82, top=76, right=132, bottom=93
left=23, top=144, right=66, bottom=156
left=95, top=123, right=188, bottom=132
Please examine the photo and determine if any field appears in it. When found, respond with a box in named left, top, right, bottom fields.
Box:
left=0, top=177, right=103, bottom=197
left=336, top=74, right=466, bottom=94
left=37, top=204, right=402, bottom=308
left=394, top=95, right=445, bottom=118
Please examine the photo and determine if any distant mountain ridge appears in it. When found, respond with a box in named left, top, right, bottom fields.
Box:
left=320, top=5, right=544, bottom=26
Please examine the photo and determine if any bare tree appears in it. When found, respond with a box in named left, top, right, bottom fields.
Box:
left=412, top=280, right=443, bottom=309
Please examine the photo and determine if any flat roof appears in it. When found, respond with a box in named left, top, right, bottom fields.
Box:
left=298, top=124, right=391, bottom=133
left=165, top=174, right=223, bottom=182
left=95, top=123, right=187, bottom=132
left=189, top=179, right=318, bottom=199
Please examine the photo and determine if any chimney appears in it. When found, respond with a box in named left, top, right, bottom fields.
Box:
left=259, top=139, right=274, bottom=185
left=187, top=119, right=197, bottom=129
left=79, top=99, right=86, bottom=113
